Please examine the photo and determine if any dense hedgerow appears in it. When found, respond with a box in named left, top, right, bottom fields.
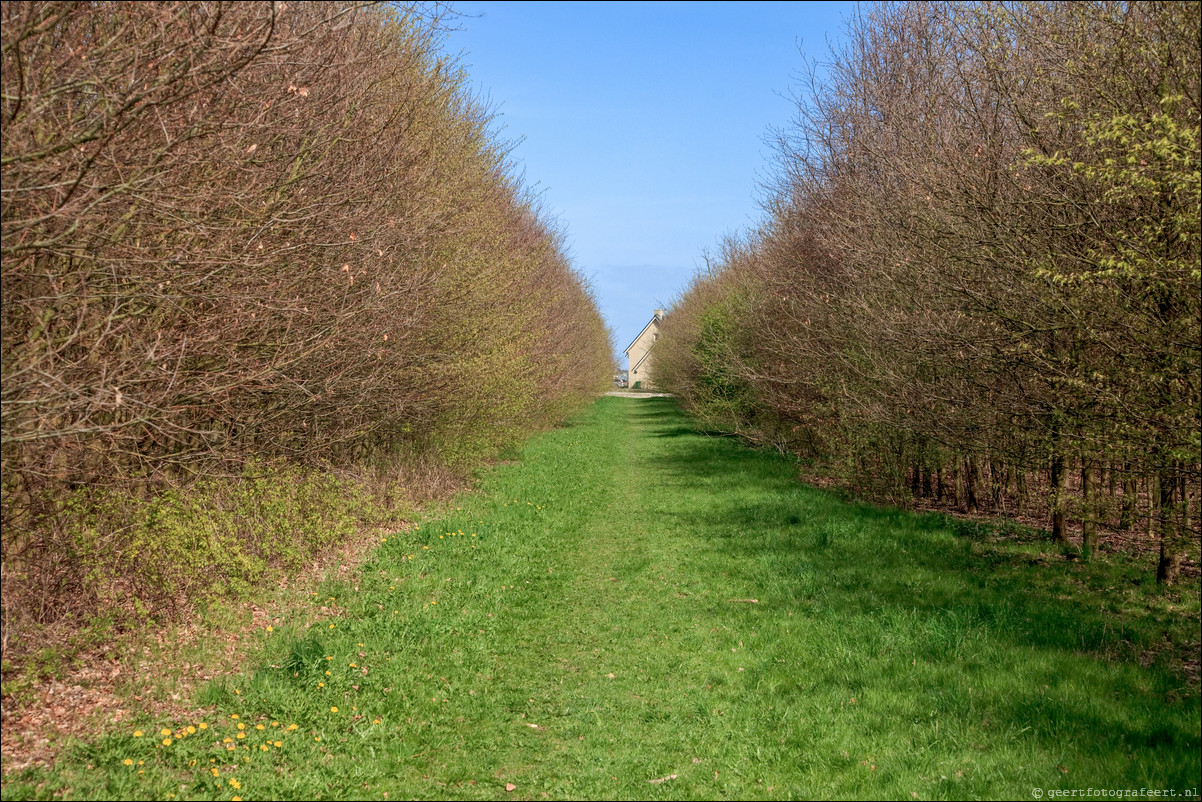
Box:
left=656, top=1, right=1200, bottom=582
left=0, top=2, right=611, bottom=640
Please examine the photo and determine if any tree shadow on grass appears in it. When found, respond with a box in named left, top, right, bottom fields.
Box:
left=637, top=401, right=1200, bottom=788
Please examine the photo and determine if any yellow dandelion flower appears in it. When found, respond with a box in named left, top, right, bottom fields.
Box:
left=187, top=725, right=196, bottom=734
left=162, top=738, right=173, bottom=746
left=315, top=736, right=322, bottom=742
left=325, top=670, right=331, bottom=676
left=271, top=721, right=279, bottom=727
left=211, top=768, right=220, bottom=777
left=328, top=623, right=335, bottom=629
left=259, top=744, right=269, bottom=752
left=236, top=732, right=246, bottom=740
left=325, top=656, right=333, bottom=661
left=317, top=682, right=325, bottom=688
left=138, top=760, right=145, bottom=766
left=349, top=662, right=357, bottom=668
left=287, top=723, right=298, bottom=731
left=234, top=689, right=241, bottom=695
left=223, top=737, right=233, bottom=743
left=198, top=722, right=208, bottom=730
left=230, top=779, right=241, bottom=789
left=233, top=796, right=243, bottom=801
left=274, top=740, right=282, bottom=748
left=237, top=723, right=245, bottom=730
left=373, top=718, right=381, bottom=724
left=266, top=626, right=273, bottom=632
left=160, top=728, right=172, bottom=737
left=123, top=758, right=134, bottom=766
left=330, top=706, right=339, bottom=713
left=255, top=724, right=265, bottom=731
left=230, top=714, right=239, bottom=720
left=133, top=730, right=144, bottom=737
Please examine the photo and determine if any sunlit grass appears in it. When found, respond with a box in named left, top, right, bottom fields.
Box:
left=4, top=398, right=1197, bottom=800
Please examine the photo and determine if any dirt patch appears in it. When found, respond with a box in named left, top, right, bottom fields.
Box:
left=604, top=391, right=674, bottom=398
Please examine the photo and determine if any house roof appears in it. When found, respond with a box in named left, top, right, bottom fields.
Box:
left=623, top=314, right=662, bottom=356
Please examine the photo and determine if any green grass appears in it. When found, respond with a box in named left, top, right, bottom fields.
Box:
left=4, top=398, right=1198, bottom=800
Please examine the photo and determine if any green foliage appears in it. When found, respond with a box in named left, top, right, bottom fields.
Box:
left=33, top=462, right=375, bottom=628
left=690, top=300, right=759, bottom=427
left=655, top=1, right=1200, bottom=581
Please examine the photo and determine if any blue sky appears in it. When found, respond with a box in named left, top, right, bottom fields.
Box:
left=440, top=1, right=856, bottom=364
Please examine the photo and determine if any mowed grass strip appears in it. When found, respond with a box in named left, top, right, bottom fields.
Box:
left=6, top=398, right=1198, bottom=800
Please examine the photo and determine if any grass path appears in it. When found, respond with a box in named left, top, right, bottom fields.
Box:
left=7, top=398, right=1199, bottom=800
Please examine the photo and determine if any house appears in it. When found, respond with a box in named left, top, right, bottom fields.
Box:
left=624, top=309, right=663, bottom=389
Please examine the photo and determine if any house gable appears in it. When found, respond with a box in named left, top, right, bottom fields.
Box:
left=624, top=309, right=664, bottom=388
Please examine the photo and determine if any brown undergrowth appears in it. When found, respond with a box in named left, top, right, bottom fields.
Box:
left=0, top=455, right=471, bottom=778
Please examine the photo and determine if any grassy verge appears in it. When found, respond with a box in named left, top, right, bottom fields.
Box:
left=4, top=398, right=1198, bottom=800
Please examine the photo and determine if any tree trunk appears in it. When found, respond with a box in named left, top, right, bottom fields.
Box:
left=1050, top=450, right=1068, bottom=544
left=1119, top=463, right=1137, bottom=530
left=947, top=462, right=959, bottom=508
left=1156, top=468, right=1183, bottom=584
left=990, top=458, right=1004, bottom=512
left=1179, top=470, right=1191, bottom=534
left=965, top=455, right=980, bottom=513
left=1146, top=475, right=1155, bottom=541
left=1081, top=458, right=1097, bottom=559
left=1016, top=467, right=1028, bottom=514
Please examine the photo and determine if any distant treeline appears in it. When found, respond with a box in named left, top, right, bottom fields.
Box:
left=0, top=2, right=610, bottom=632
left=656, top=2, right=1199, bottom=582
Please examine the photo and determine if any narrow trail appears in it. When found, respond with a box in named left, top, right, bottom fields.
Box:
left=8, top=398, right=1198, bottom=801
